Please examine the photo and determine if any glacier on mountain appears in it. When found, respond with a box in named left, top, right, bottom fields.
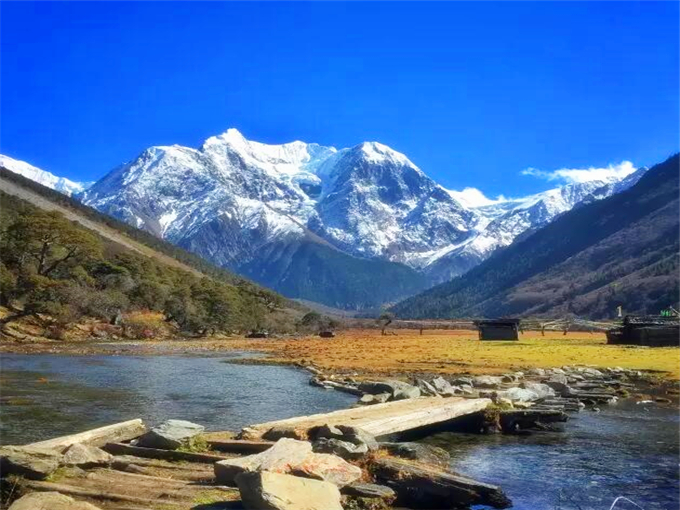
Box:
left=0, top=130, right=644, bottom=307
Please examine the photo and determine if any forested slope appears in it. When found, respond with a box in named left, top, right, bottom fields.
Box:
left=392, top=154, right=679, bottom=320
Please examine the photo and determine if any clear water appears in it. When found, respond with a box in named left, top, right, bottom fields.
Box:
left=1, top=353, right=677, bottom=510
left=424, top=400, right=680, bottom=510
left=0, top=353, right=356, bottom=444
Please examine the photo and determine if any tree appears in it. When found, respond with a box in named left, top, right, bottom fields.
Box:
left=4, top=211, right=102, bottom=277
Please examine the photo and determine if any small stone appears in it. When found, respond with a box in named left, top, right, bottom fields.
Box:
left=136, top=419, right=205, bottom=450
left=416, top=379, right=439, bottom=397
left=431, top=376, right=457, bottom=397
left=313, top=438, right=368, bottom=460
left=336, top=425, right=379, bottom=450
left=358, top=394, right=377, bottom=405
left=9, top=492, right=102, bottom=510
left=471, top=375, right=504, bottom=389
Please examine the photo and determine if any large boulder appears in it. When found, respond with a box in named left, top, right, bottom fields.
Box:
left=520, top=382, right=556, bottom=400
left=9, top=492, right=102, bottom=510
left=236, top=471, right=343, bottom=510
left=215, top=438, right=312, bottom=485
left=136, top=419, right=205, bottom=450
left=0, top=446, right=61, bottom=480
left=379, top=442, right=450, bottom=468
left=215, top=438, right=361, bottom=487
left=61, top=443, right=112, bottom=468
left=471, top=376, right=504, bottom=389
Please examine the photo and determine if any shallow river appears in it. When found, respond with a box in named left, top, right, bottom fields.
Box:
left=1, top=353, right=678, bottom=510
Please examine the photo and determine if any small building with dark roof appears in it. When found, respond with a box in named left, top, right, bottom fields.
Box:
left=606, top=315, right=679, bottom=347
left=474, top=319, right=521, bottom=341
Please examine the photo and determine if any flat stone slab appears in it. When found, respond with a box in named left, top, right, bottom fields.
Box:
left=236, top=471, right=343, bottom=510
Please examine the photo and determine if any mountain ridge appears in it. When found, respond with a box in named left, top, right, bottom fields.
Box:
left=391, top=154, right=679, bottom=319
left=0, top=129, right=645, bottom=309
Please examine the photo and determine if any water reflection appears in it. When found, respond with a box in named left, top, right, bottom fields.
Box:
left=0, top=353, right=355, bottom=444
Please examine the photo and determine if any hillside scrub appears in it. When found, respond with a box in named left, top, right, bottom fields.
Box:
left=0, top=191, right=283, bottom=336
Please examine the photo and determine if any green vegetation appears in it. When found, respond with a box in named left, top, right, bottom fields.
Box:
left=0, top=191, right=285, bottom=336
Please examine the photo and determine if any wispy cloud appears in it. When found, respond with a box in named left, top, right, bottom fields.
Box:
left=448, top=187, right=508, bottom=208
left=521, top=161, right=636, bottom=184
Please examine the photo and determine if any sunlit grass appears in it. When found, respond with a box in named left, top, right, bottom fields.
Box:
left=228, top=329, right=680, bottom=379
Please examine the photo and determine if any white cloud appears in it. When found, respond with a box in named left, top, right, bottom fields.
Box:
left=448, top=187, right=507, bottom=208
left=521, top=161, right=636, bottom=184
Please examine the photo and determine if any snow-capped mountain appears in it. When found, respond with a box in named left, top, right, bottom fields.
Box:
left=0, top=154, right=90, bottom=196
left=3, top=131, right=645, bottom=308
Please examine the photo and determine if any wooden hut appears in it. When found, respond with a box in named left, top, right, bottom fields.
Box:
left=474, top=319, right=521, bottom=341
left=319, top=331, right=336, bottom=338
left=606, top=315, right=679, bottom=347
left=245, top=331, right=269, bottom=339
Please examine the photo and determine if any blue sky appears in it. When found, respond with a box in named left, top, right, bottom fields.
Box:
left=1, top=2, right=678, bottom=197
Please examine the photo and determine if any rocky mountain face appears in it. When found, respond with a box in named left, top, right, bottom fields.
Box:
left=391, top=154, right=679, bottom=320
left=0, top=130, right=645, bottom=309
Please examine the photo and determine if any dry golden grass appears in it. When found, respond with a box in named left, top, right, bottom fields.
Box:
left=231, top=328, right=680, bottom=379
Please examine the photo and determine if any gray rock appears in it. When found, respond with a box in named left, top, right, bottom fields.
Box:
left=497, top=387, right=540, bottom=402
left=373, top=393, right=391, bottom=403
left=0, top=446, right=61, bottom=480
left=290, top=452, right=362, bottom=487
left=526, top=368, right=546, bottom=377
left=544, top=375, right=574, bottom=397
left=337, top=425, right=379, bottom=451
left=61, top=443, right=112, bottom=468
left=358, top=394, right=378, bottom=405
left=416, top=379, right=439, bottom=397
left=341, top=482, right=396, bottom=501
left=9, top=492, right=102, bottom=510
left=359, top=380, right=421, bottom=400
left=471, top=375, right=504, bottom=389
left=520, top=382, right=556, bottom=399
left=431, top=376, right=457, bottom=397
left=136, top=419, right=205, bottom=450
left=236, top=471, right=343, bottom=510
left=459, top=384, right=475, bottom=395
left=450, top=376, right=473, bottom=386
left=379, top=442, right=450, bottom=468
left=312, top=438, right=368, bottom=460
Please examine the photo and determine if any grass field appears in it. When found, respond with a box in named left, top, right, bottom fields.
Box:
left=233, top=329, right=680, bottom=379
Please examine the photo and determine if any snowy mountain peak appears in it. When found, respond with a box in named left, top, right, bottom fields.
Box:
left=357, top=141, right=415, bottom=168
left=0, top=154, right=89, bottom=196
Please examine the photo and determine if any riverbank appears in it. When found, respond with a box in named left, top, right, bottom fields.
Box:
left=2, top=328, right=678, bottom=379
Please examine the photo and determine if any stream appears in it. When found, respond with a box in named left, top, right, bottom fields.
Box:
left=0, top=353, right=677, bottom=510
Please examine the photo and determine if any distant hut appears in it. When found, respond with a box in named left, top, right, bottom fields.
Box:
left=319, top=330, right=335, bottom=338
left=606, top=315, right=679, bottom=347
left=246, top=331, right=269, bottom=339
left=474, top=319, right=521, bottom=341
